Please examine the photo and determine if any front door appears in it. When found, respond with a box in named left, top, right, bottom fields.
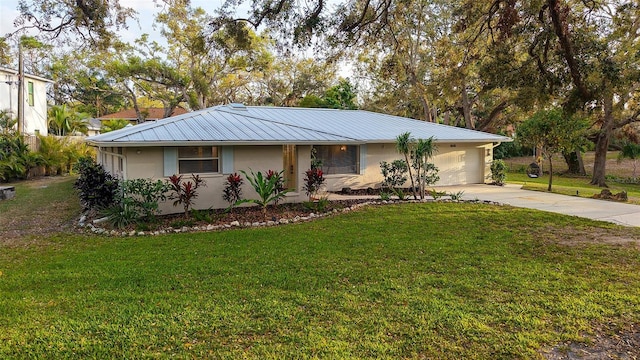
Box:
left=283, top=145, right=297, bottom=190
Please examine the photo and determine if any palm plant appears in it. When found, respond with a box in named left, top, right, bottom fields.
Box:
left=396, top=132, right=417, bottom=199
left=48, top=104, right=90, bottom=136
left=412, top=137, right=436, bottom=199
left=239, top=169, right=291, bottom=218
left=37, top=135, right=66, bottom=175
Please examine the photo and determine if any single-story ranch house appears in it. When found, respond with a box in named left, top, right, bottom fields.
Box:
left=86, top=104, right=511, bottom=213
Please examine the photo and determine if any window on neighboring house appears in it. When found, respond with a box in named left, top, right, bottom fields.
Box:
left=27, top=81, right=34, bottom=106
left=178, top=146, right=220, bottom=174
left=313, top=145, right=359, bottom=175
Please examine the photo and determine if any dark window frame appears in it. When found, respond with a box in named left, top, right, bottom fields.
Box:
left=178, top=146, right=220, bottom=174
left=313, top=145, right=360, bottom=175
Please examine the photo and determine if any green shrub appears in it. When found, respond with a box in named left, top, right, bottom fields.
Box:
left=74, top=157, right=119, bottom=211
left=491, top=160, right=508, bottom=186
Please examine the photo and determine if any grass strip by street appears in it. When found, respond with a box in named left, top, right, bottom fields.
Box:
left=507, top=172, right=640, bottom=204
left=1, top=202, right=639, bottom=358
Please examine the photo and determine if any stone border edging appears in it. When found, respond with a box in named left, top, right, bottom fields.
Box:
left=78, top=198, right=506, bottom=237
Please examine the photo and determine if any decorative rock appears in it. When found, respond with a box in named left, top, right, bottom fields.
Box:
left=137, top=231, right=145, bottom=236
left=252, top=222, right=261, bottom=227
left=244, top=222, right=251, bottom=227
left=309, top=213, right=316, bottom=218
left=129, top=230, right=136, bottom=236
left=93, top=217, right=110, bottom=224
left=230, top=221, right=240, bottom=227
left=267, top=221, right=275, bottom=226
left=79, top=215, right=87, bottom=224
left=206, top=224, right=215, bottom=231
left=279, top=219, right=289, bottom=224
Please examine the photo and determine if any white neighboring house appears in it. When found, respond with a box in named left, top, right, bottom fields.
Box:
left=0, top=67, right=54, bottom=136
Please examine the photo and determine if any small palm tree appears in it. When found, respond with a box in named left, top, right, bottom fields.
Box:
left=413, top=137, right=436, bottom=198
left=618, top=142, right=640, bottom=180
left=396, top=132, right=417, bottom=199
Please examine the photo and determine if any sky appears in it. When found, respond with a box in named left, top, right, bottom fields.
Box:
left=0, top=0, right=229, bottom=44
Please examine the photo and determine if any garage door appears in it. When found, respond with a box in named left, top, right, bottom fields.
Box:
left=434, top=147, right=485, bottom=185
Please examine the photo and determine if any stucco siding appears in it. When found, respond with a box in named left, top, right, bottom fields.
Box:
left=103, top=141, right=493, bottom=214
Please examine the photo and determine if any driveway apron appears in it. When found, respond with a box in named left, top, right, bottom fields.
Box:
left=436, top=184, right=640, bottom=227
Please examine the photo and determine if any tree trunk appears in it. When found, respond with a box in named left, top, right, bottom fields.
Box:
left=562, top=151, right=586, bottom=175
left=590, top=94, right=614, bottom=187
left=419, top=95, right=433, bottom=122
left=443, top=111, right=450, bottom=125
left=461, top=86, right=474, bottom=129
left=547, top=156, right=553, bottom=191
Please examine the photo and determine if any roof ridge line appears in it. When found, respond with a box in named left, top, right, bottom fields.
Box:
left=215, top=107, right=362, bottom=142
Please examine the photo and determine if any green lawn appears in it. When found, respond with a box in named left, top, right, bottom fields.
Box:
left=506, top=172, right=640, bottom=204
left=1, top=199, right=640, bottom=358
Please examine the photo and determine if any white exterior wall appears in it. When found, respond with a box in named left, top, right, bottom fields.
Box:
left=98, top=141, right=494, bottom=214
left=0, top=69, right=50, bottom=136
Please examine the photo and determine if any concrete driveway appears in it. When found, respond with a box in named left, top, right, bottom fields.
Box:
left=436, top=184, right=640, bottom=227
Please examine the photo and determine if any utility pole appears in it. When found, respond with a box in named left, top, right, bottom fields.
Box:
left=17, top=42, right=24, bottom=135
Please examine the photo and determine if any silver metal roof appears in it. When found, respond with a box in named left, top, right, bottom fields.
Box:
left=87, top=105, right=512, bottom=146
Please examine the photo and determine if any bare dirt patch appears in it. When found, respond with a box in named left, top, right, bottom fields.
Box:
left=541, top=324, right=640, bottom=360
left=0, top=176, right=79, bottom=247
left=536, top=225, right=640, bottom=249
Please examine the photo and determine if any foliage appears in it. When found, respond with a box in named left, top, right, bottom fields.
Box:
left=48, top=104, right=90, bottom=136
left=12, top=0, right=134, bottom=49
left=429, top=189, right=445, bottom=200
left=100, top=118, right=130, bottom=133
left=265, top=169, right=286, bottom=205
left=449, top=190, right=465, bottom=201
left=191, top=209, right=213, bottom=223
left=303, top=167, right=325, bottom=200
left=322, top=79, right=358, bottom=110
left=412, top=137, right=438, bottom=198
left=0, top=110, right=39, bottom=182
left=119, top=178, right=171, bottom=221
left=239, top=169, right=291, bottom=217
left=490, top=160, right=508, bottom=186
left=517, top=109, right=588, bottom=191
left=494, top=138, right=527, bottom=159
left=100, top=199, right=140, bottom=229
left=222, top=173, right=244, bottom=210
left=395, top=132, right=418, bottom=199
left=167, top=174, right=205, bottom=218
left=380, top=160, right=408, bottom=199
left=74, top=156, right=119, bottom=211
left=618, top=142, right=640, bottom=180
left=303, top=195, right=330, bottom=212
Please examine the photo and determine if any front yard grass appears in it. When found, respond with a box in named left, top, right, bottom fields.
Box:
left=1, top=202, right=640, bottom=358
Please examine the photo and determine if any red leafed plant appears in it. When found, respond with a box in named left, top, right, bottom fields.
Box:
left=222, top=172, right=244, bottom=211
left=303, top=168, right=325, bottom=200
left=167, top=174, right=205, bottom=218
left=265, top=169, right=286, bottom=205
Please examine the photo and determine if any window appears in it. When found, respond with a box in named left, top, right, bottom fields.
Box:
left=178, top=146, right=220, bottom=174
left=27, top=81, right=34, bottom=106
left=313, top=145, right=359, bottom=175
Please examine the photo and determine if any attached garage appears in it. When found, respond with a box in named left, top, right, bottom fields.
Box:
left=434, top=145, right=487, bottom=186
